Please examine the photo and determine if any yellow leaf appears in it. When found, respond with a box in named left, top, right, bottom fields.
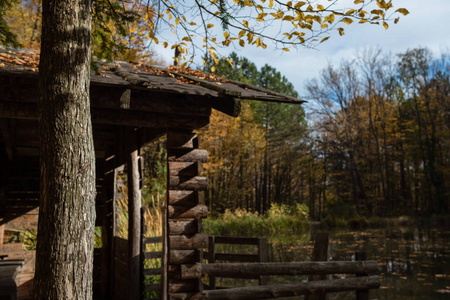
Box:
left=247, top=32, right=254, bottom=43
left=210, top=0, right=218, bottom=4
left=121, top=40, right=129, bottom=45
left=337, top=27, right=344, bottom=36
left=257, top=12, right=267, bottom=21
left=239, top=39, right=245, bottom=47
left=294, top=1, right=306, bottom=9
left=282, top=48, right=289, bottom=52
left=152, top=37, right=159, bottom=44
left=342, top=17, right=353, bottom=25
left=181, top=62, right=188, bottom=68
left=320, top=36, right=330, bottom=43
left=325, top=13, right=335, bottom=24
left=255, top=37, right=261, bottom=47
left=394, top=17, right=399, bottom=24
left=283, top=15, right=294, bottom=21
left=269, top=0, right=274, bottom=8
left=239, top=30, right=246, bottom=38
left=317, top=4, right=324, bottom=11
left=175, top=17, right=180, bottom=25
left=211, top=66, right=216, bottom=72
left=345, top=9, right=356, bottom=15
left=395, top=8, right=409, bottom=16
left=207, top=23, right=214, bottom=28
left=359, top=19, right=369, bottom=23
left=321, top=23, right=328, bottom=29
left=163, top=41, right=169, bottom=48
left=383, top=21, right=388, bottom=29
left=189, top=22, right=197, bottom=26
left=224, top=31, right=230, bottom=39
left=243, top=20, right=249, bottom=28
left=354, top=0, right=364, bottom=4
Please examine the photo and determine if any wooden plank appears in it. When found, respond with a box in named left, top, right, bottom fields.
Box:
left=169, top=250, right=202, bottom=265
left=195, top=276, right=380, bottom=300
left=168, top=205, right=208, bottom=219
left=169, top=176, right=208, bottom=191
left=144, top=236, right=163, bottom=244
left=169, top=234, right=208, bottom=250
left=145, top=252, right=162, bottom=259
left=169, top=162, right=203, bottom=177
left=168, top=263, right=202, bottom=280
left=167, top=149, right=208, bottom=163
left=202, top=261, right=379, bottom=277
left=169, top=191, right=204, bottom=206
left=144, top=268, right=162, bottom=276
left=0, top=102, right=210, bottom=130
left=169, top=219, right=203, bottom=235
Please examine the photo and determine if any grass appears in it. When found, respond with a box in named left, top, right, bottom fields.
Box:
left=203, top=203, right=310, bottom=238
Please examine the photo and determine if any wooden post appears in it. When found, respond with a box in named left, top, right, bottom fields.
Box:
left=306, top=232, right=329, bottom=300
left=0, top=224, right=4, bottom=245
left=128, top=149, right=142, bottom=300
left=258, top=238, right=269, bottom=286
left=167, top=130, right=208, bottom=298
left=140, top=207, right=146, bottom=300
left=355, top=252, right=369, bottom=300
left=208, top=236, right=216, bottom=289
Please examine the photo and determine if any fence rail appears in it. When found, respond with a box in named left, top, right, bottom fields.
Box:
left=138, top=230, right=380, bottom=300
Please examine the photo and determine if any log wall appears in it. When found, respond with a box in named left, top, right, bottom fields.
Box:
left=166, top=130, right=209, bottom=299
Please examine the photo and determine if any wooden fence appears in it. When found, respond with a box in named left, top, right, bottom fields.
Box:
left=205, top=236, right=268, bottom=289
left=140, top=209, right=163, bottom=300
left=138, top=232, right=380, bottom=300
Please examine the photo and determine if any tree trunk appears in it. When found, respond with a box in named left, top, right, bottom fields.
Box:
left=34, top=0, right=95, bottom=299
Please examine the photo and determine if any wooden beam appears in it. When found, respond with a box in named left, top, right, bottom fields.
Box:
left=169, top=234, right=208, bottom=250
left=210, top=97, right=241, bottom=118
left=168, top=205, right=208, bottom=219
left=169, top=176, right=208, bottom=191
left=0, top=102, right=210, bottom=130
left=169, top=219, right=203, bottom=235
left=170, top=250, right=203, bottom=265
left=202, top=261, right=379, bottom=277
left=194, top=276, right=380, bottom=300
left=169, top=191, right=204, bottom=206
left=168, top=149, right=208, bottom=163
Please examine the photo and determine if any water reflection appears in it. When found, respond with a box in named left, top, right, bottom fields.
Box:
left=265, top=220, right=450, bottom=299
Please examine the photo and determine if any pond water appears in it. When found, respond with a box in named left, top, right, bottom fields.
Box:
left=214, top=218, right=450, bottom=299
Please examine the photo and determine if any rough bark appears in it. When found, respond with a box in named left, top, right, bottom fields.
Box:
left=34, top=0, right=96, bottom=299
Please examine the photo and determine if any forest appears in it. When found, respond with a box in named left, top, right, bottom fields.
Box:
left=2, top=0, right=448, bottom=223
left=199, top=48, right=450, bottom=221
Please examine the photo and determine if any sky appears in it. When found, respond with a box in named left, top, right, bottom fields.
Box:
left=153, top=0, right=450, bottom=98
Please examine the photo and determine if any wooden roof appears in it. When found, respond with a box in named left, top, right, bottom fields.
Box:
left=0, top=49, right=305, bottom=113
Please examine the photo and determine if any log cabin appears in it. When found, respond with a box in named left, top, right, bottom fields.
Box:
left=0, top=49, right=304, bottom=299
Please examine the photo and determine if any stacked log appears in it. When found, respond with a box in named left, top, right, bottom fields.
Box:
left=166, top=130, right=208, bottom=299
